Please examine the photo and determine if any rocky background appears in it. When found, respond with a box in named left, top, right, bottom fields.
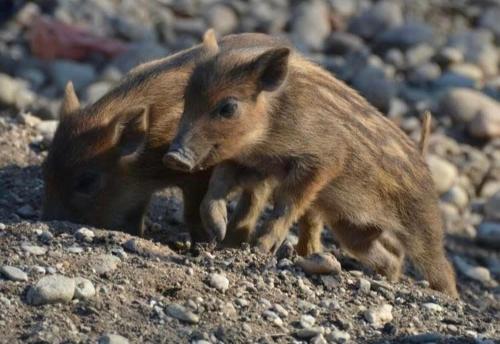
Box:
left=0, top=0, right=499, bottom=343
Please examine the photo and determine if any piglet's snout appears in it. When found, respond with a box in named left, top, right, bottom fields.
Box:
left=163, top=140, right=196, bottom=172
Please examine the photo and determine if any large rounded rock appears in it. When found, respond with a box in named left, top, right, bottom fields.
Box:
left=204, top=4, right=238, bottom=36
left=27, top=275, right=75, bottom=306
left=375, top=22, right=434, bottom=50
left=438, top=88, right=500, bottom=138
left=290, top=0, right=330, bottom=52
left=485, top=191, right=500, bottom=221
left=426, top=155, right=458, bottom=194
left=348, top=0, right=402, bottom=40
left=477, top=222, right=500, bottom=249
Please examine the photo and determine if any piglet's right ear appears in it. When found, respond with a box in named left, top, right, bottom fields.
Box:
left=251, top=47, right=290, bottom=92
left=59, top=81, right=80, bottom=119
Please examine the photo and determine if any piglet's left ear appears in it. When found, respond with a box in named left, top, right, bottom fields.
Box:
left=251, top=47, right=290, bottom=92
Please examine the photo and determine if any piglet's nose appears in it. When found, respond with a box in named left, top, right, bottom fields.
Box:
left=163, top=142, right=196, bottom=172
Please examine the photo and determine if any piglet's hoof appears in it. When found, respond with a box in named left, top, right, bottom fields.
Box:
left=254, top=235, right=284, bottom=254
left=201, top=199, right=228, bottom=241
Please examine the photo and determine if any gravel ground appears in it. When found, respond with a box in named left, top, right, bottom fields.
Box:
left=1, top=0, right=500, bottom=343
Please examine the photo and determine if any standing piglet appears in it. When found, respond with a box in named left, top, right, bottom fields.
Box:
left=163, top=32, right=458, bottom=297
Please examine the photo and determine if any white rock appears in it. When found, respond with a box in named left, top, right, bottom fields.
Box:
left=442, top=185, right=469, bottom=209
left=454, top=256, right=492, bottom=283
left=327, top=329, right=351, bottom=343
left=27, top=275, right=75, bottom=306
left=439, top=88, right=499, bottom=123
left=98, top=333, right=129, bottom=344
left=311, top=334, right=328, bottom=344
left=0, top=223, right=5, bottom=230
left=422, top=302, right=443, bottom=312
left=75, top=227, right=95, bottom=242
left=94, top=254, right=120, bottom=275
left=36, top=120, right=58, bottom=143
left=358, top=278, right=371, bottom=294
left=426, top=155, right=458, bottom=194
left=166, top=303, right=199, bottom=324
left=364, top=304, right=393, bottom=327
left=300, top=314, right=316, bottom=328
left=208, top=273, right=229, bottom=292
left=297, top=253, right=341, bottom=275
left=1, top=266, right=28, bottom=281
left=74, top=277, right=96, bottom=300
left=21, top=243, right=47, bottom=256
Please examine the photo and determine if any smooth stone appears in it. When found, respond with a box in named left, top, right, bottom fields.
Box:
left=21, top=243, right=47, bottom=256
left=426, top=155, right=458, bottom=194
left=326, top=329, right=351, bottom=343
left=477, top=222, right=500, bottom=249
left=204, top=4, right=238, bottom=36
left=74, top=277, right=95, bottom=300
left=36, top=120, right=58, bottom=143
left=422, top=303, right=443, bottom=312
left=75, top=227, right=95, bottom=242
left=49, top=60, right=96, bottom=92
left=364, top=304, right=393, bottom=327
left=434, top=72, right=476, bottom=89
left=208, top=273, right=229, bottom=292
left=94, top=254, right=120, bottom=275
left=376, top=22, right=434, bottom=49
left=348, top=0, right=403, bottom=40
left=294, top=327, right=324, bottom=339
left=1, top=266, right=28, bottom=281
left=358, top=278, right=371, bottom=294
left=484, top=191, right=500, bottom=221
left=297, top=253, right=341, bottom=275
left=166, top=303, right=199, bottom=324
left=442, top=185, right=469, bottom=210
left=98, top=333, right=129, bottom=344
left=27, top=275, right=75, bottom=306
left=454, top=256, right=492, bottom=283
left=290, top=0, right=330, bottom=51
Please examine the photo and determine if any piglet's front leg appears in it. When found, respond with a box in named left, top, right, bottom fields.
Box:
left=254, top=167, right=331, bottom=254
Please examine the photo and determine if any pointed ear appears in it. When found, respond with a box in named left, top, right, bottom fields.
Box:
left=202, top=28, right=219, bottom=55
left=110, top=106, right=150, bottom=164
left=250, top=47, right=290, bottom=92
left=59, top=81, right=80, bottom=119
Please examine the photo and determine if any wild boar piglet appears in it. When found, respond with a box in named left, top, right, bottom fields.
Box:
left=164, top=31, right=458, bottom=297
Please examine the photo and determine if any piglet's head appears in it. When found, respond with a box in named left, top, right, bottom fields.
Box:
left=163, top=31, right=290, bottom=172
left=42, top=81, right=152, bottom=236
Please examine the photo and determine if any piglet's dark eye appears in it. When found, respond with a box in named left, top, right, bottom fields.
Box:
left=75, top=172, right=101, bottom=196
left=217, top=99, right=238, bottom=118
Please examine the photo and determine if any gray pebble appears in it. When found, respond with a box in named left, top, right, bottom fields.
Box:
left=1, top=265, right=28, bottom=281
left=166, top=303, right=199, bottom=324
left=21, top=243, right=47, bottom=256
